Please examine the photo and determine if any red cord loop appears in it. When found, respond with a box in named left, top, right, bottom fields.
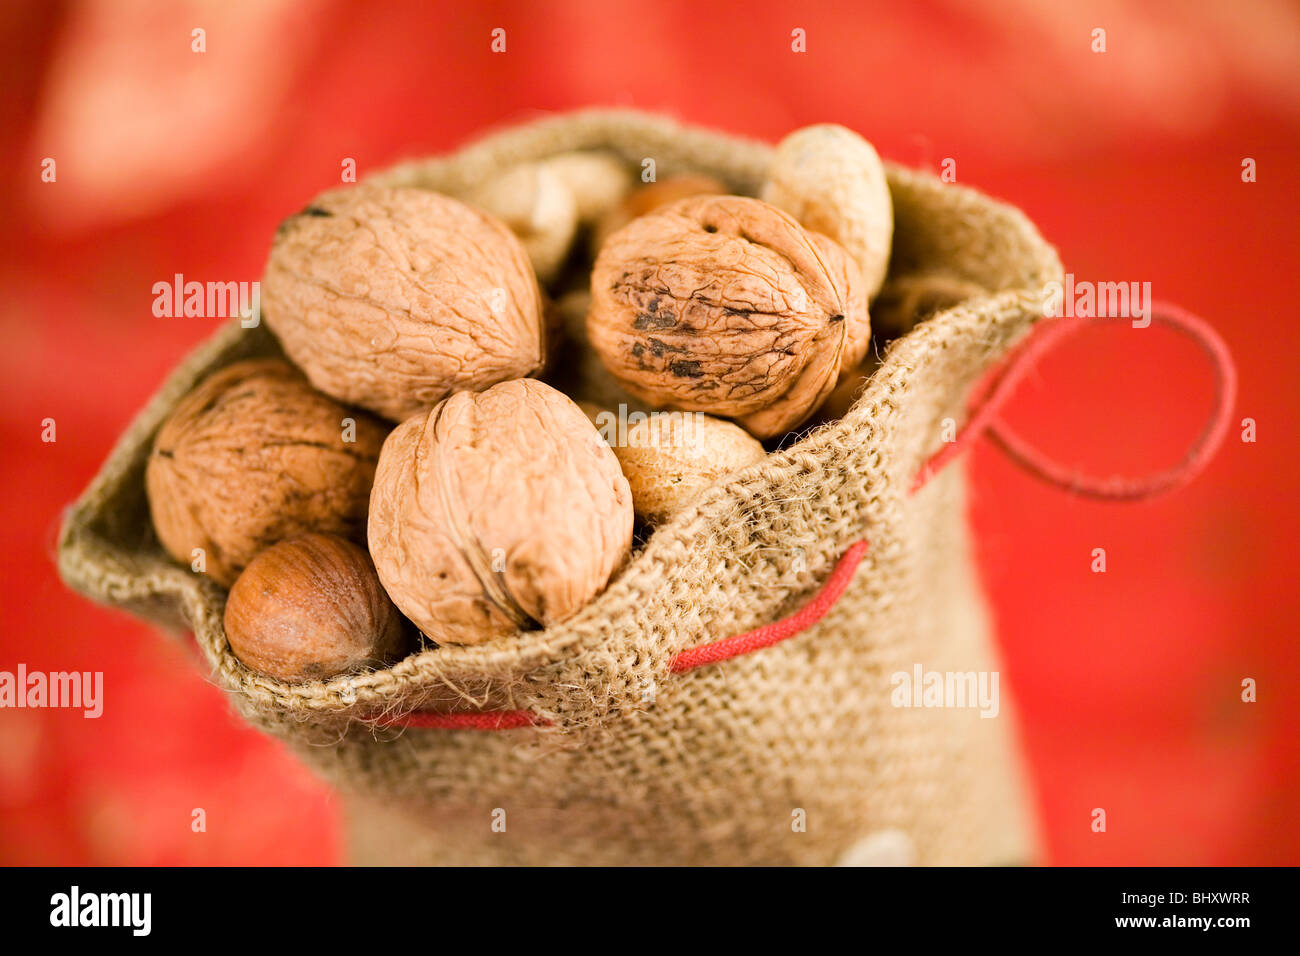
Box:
left=379, top=301, right=1235, bottom=730
left=911, top=302, right=1237, bottom=499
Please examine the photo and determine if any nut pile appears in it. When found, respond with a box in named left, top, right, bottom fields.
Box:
left=146, top=125, right=900, bottom=681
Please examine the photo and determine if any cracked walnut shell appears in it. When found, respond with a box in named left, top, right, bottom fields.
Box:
left=587, top=194, right=862, bottom=438
left=261, top=184, right=545, bottom=422
left=145, top=358, right=388, bottom=588
left=368, top=378, right=633, bottom=646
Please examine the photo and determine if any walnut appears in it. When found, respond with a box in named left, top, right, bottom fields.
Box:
left=467, top=163, right=578, bottom=284
left=146, top=358, right=387, bottom=587
left=368, top=378, right=633, bottom=646
left=586, top=194, right=853, bottom=439
left=761, top=124, right=894, bottom=300
left=580, top=404, right=766, bottom=525
left=809, top=230, right=872, bottom=377
left=224, top=533, right=407, bottom=682
left=260, top=184, right=545, bottom=422
left=592, top=173, right=727, bottom=251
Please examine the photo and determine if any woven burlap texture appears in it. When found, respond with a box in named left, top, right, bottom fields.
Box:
left=58, top=109, right=1062, bottom=866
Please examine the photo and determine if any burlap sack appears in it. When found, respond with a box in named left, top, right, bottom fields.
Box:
left=58, top=109, right=1062, bottom=866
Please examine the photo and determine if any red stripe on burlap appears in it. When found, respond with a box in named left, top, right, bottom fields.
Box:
left=372, top=709, right=546, bottom=731
left=669, top=539, right=872, bottom=673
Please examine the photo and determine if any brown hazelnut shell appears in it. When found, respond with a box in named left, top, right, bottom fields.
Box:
left=224, top=533, right=406, bottom=682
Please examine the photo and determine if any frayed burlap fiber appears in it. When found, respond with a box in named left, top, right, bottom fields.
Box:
left=58, top=109, right=1062, bottom=866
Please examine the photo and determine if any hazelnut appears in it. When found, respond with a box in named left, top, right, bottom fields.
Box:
left=467, top=163, right=579, bottom=284
left=260, top=184, right=545, bottom=422
left=761, top=124, right=894, bottom=300
left=368, top=379, right=633, bottom=645
left=587, top=194, right=850, bottom=439
left=581, top=404, right=766, bottom=525
left=224, top=534, right=406, bottom=682
left=146, top=358, right=387, bottom=587
left=592, top=173, right=727, bottom=251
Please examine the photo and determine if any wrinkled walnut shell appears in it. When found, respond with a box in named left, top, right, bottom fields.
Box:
left=261, top=184, right=545, bottom=421
left=368, top=379, right=633, bottom=645
left=224, top=533, right=407, bottom=682
left=146, top=359, right=388, bottom=587
left=587, top=194, right=852, bottom=438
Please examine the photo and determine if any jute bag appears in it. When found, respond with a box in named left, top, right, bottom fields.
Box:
left=59, top=109, right=1066, bottom=866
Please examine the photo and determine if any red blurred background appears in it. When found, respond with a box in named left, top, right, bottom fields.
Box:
left=2, top=0, right=1297, bottom=865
